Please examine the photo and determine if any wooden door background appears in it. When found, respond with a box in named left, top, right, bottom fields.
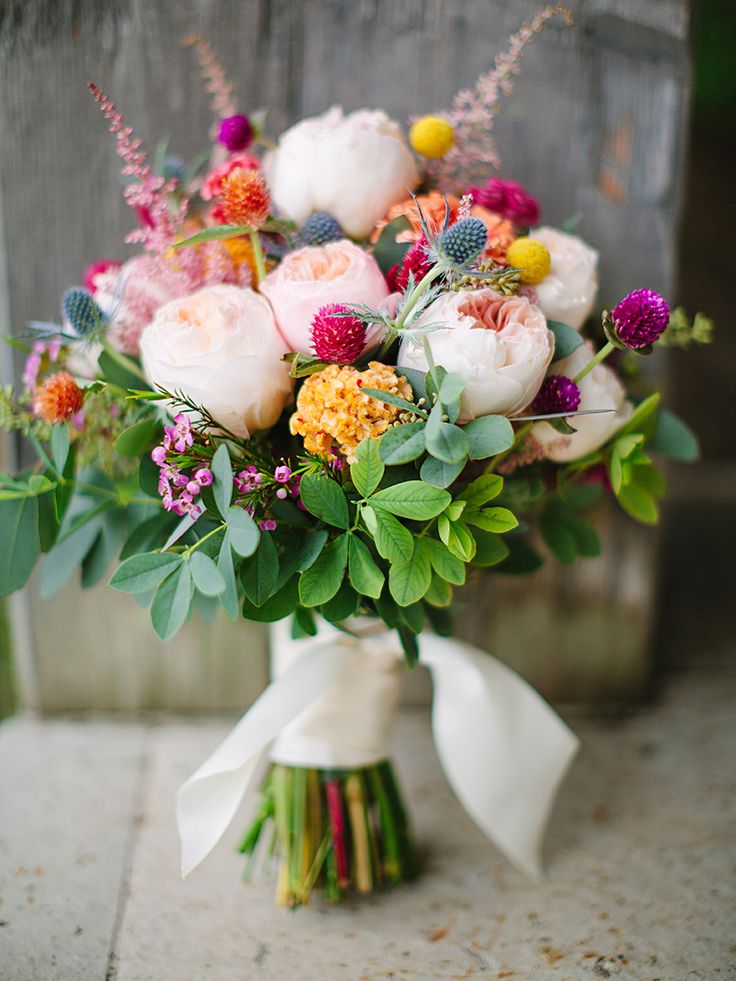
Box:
left=0, top=0, right=692, bottom=711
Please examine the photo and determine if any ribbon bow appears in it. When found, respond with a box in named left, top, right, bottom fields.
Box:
left=177, top=623, right=579, bottom=880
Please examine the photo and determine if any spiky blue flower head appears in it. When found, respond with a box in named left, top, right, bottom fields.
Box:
left=163, top=154, right=187, bottom=183
left=439, top=217, right=488, bottom=267
left=62, top=287, right=107, bottom=337
left=300, top=211, right=343, bottom=247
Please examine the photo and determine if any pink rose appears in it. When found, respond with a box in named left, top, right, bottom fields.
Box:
left=260, top=239, right=389, bottom=354
left=200, top=153, right=261, bottom=201
left=397, top=288, right=554, bottom=420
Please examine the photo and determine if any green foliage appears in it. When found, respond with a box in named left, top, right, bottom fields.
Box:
left=348, top=535, right=384, bottom=599
left=419, top=456, right=464, bottom=488
left=608, top=433, right=665, bottom=525
left=648, top=409, right=699, bottom=462
left=241, top=576, right=300, bottom=622
left=548, top=320, right=584, bottom=361
left=114, top=418, right=159, bottom=459
left=379, top=423, right=426, bottom=464
left=151, top=563, right=194, bottom=640
left=370, top=481, right=451, bottom=521
left=388, top=540, right=432, bottom=607
left=425, top=404, right=469, bottom=464
left=110, top=551, right=182, bottom=593
left=298, top=534, right=348, bottom=607
left=371, top=215, right=413, bottom=274
left=363, top=507, right=414, bottom=564
left=462, top=415, right=515, bottom=460
left=240, top=531, right=279, bottom=606
left=0, top=496, right=41, bottom=597
left=211, top=444, right=233, bottom=516
left=541, top=500, right=601, bottom=564
left=189, top=552, right=226, bottom=596
left=299, top=474, right=349, bottom=529
left=350, top=439, right=385, bottom=497
left=224, top=506, right=260, bottom=557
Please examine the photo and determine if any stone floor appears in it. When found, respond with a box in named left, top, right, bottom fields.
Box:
left=1, top=661, right=735, bottom=981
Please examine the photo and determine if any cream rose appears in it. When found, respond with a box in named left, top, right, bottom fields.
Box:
left=397, top=289, right=555, bottom=420
left=531, top=342, right=633, bottom=461
left=529, top=227, right=599, bottom=330
left=140, top=285, right=292, bottom=439
left=264, top=106, right=419, bottom=239
left=260, top=239, right=389, bottom=354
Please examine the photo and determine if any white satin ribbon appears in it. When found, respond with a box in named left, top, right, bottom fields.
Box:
left=176, top=621, right=579, bottom=880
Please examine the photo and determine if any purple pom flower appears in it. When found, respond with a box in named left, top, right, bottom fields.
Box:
left=218, top=114, right=253, bottom=152
left=611, top=289, right=670, bottom=350
left=532, top=375, right=581, bottom=415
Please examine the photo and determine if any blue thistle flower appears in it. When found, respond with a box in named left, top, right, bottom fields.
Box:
left=439, top=217, right=488, bottom=267
left=62, top=288, right=107, bottom=337
left=300, top=211, right=343, bottom=247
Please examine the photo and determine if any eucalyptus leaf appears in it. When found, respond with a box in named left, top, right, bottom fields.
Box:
left=190, top=551, right=226, bottom=596
left=419, top=455, right=464, bottom=488
left=212, top=444, right=233, bottom=517
left=225, top=505, right=260, bottom=557
left=425, top=404, right=469, bottom=465
left=379, top=422, right=426, bottom=465
left=648, top=409, right=699, bottom=463
left=548, top=320, right=584, bottom=361
left=463, top=415, right=515, bottom=460
left=151, top=563, right=194, bottom=640
left=109, top=551, right=183, bottom=593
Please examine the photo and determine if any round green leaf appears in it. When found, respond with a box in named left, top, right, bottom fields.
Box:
left=190, top=551, right=226, bottom=596
left=379, top=423, right=427, bottom=465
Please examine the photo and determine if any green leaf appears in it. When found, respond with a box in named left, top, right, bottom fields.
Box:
left=423, top=538, right=466, bottom=585
left=379, top=422, right=427, bottom=465
left=0, top=497, right=40, bottom=597
left=463, top=415, right=515, bottom=460
left=351, top=438, right=385, bottom=497
left=110, top=551, right=183, bottom=593
left=114, top=418, right=159, bottom=459
left=299, top=474, right=349, bottom=529
left=239, top=531, right=279, bottom=606
left=471, top=530, right=510, bottom=567
left=217, top=532, right=239, bottom=620
left=365, top=507, right=414, bottom=564
left=361, top=388, right=426, bottom=418
left=616, top=483, right=658, bottom=524
left=548, top=320, right=584, bottom=361
left=437, top=515, right=476, bottom=562
left=425, top=404, right=469, bottom=465
left=40, top=511, right=104, bottom=597
left=296, top=529, right=329, bottom=571
left=242, top=575, right=300, bottom=622
left=190, top=551, right=226, bottom=596
left=81, top=511, right=126, bottom=588
left=371, top=481, right=451, bottom=520
left=424, top=574, right=453, bottom=607
left=458, top=474, right=504, bottom=509
left=397, top=625, right=419, bottom=666
left=540, top=511, right=577, bottom=564
left=151, top=563, right=194, bottom=640
left=388, top=540, right=432, bottom=607
left=51, top=424, right=70, bottom=473
left=98, top=350, right=148, bottom=392
left=298, top=534, right=349, bottom=607
left=348, top=535, right=385, bottom=599
left=172, top=224, right=255, bottom=248
left=464, top=506, right=518, bottom=534
left=438, top=372, right=466, bottom=405
left=424, top=603, right=454, bottom=637
left=291, top=607, right=318, bottom=639
left=618, top=393, right=661, bottom=439
left=224, top=506, right=260, bottom=557
left=321, top=580, right=360, bottom=622
left=648, top=409, right=699, bottom=462
left=419, top=455, right=464, bottom=488
left=497, top=537, right=543, bottom=574
left=371, top=214, right=413, bottom=273
left=398, top=601, right=424, bottom=634
left=444, top=500, right=466, bottom=521
left=120, top=514, right=172, bottom=560
left=212, top=444, right=233, bottom=517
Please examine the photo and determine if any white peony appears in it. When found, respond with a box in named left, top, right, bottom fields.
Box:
left=397, top=289, right=554, bottom=420
left=264, top=106, right=419, bottom=239
left=532, top=342, right=633, bottom=461
left=529, top=227, right=599, bottom=330
left=140, top=285, right=292, bottom=439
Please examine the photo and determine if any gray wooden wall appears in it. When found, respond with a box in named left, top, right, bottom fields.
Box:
left=0, top=0, right=692, bottom=711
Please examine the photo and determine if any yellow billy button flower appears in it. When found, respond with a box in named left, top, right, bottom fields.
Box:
left=409, top=115, right=454, bottom=159
left=505, top=238, right=552, bottom=285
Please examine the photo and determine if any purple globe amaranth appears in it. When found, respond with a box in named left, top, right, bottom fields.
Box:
left=218, top=114, right=253, bottom=152
left=532, top=374, right=581, bottom=415
left=611, top=289, right=670, bottom=350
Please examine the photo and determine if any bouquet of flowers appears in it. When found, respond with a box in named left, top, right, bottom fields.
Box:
left=0, top=6, right=711, bottom=908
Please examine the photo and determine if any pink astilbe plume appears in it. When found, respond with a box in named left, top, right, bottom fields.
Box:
left=425, top=5, right=573, bottom=190
left=183, top=34, right=238, bottom=123
left=88, top=82, right=187, bottom=254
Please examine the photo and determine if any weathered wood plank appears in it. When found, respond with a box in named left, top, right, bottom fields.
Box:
left=0, top=0, right=692, bottom=708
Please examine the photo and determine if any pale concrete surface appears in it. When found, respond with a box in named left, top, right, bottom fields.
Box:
left=1, top=663, right=735, bottom=980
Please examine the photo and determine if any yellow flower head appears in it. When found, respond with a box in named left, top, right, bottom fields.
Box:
left=409, top=115, right=454, bottom=159
left=505, top=238, right=551, bottom=285
left=290, top=362, right=414, bottom=462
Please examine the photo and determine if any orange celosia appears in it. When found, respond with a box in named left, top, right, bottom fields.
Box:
left=220, top=168, right=270, bottom=229
left=33, top=372, right=83, bottom=423
left=290, top=362, right=414, bottom=462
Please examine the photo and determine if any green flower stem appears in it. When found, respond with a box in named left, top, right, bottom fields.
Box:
left=573, top=340, right=615, bottom=383
left=100, top=338, right=148, bottom=383
left=393, top=264, right=445, bottom=332
left=177, top=522, right=227, bottom=558
left=250, top=231, right=267, bottom=286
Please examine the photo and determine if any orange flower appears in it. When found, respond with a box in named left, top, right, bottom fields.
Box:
left=290, top=362, right=414, bottom=462
left=220, top=168, right=270, bottom=229
left=33, top=372, right=83, bottom=423
left=371, top=191, right=460, bottom=245
left=471, top=205, right=516, bottom=264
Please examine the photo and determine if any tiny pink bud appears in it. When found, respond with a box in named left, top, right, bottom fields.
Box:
left=194, top=467, right=213, bottom=487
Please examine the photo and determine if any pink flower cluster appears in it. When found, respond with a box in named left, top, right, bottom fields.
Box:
left=22, top=338, right=61, bottom=392
left=233, top=463, right=303, bottom=530
left=467, top=178, right=539, bottom=227
left=151, top=414, right=212, bottom=518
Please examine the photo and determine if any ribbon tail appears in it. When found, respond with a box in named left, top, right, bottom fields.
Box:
left=421, top=634, right=580, bottom=880
left=176, top=637, right=356, bottom=878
